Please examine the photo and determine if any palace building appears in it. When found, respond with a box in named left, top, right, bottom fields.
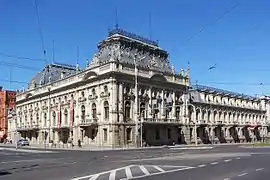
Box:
left=9, top=28, right=270, bottom=148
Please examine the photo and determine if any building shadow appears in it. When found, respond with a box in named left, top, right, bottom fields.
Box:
left=254, top=127, right=261, bottom=141
left=243, top=127, right=251, bottom=142
left=215, top=126, right=227, bottom=143
left=230, top=127, right=240, bottom=143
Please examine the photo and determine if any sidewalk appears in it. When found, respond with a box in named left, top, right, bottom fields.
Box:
left=0, top=142, right=254, bottom=152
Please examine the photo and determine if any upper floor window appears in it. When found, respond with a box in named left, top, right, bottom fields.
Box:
left=92, top=103, right=97, bottom=118
left=64, top=109, right=68, bottom=125
left=81, top=105, right=85, bottom=120
left=52, top=111, right=56, bottom=126
left=176, top=107, right=180, bottom=119
left=124, top=101, right=131, bottom=120
left=104, top=101, right=109, bottom=119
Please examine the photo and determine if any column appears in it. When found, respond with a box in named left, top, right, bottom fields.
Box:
left=119, top=82, right=124, bottom=122
left=172, top=91, right=176, bottom=119
left=161, top=90, right=165, bottom=118
left=148, top=87, right=152, bottom=118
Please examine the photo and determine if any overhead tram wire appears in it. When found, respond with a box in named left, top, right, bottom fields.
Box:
left=33, top=0, right=47, bottom=65
left=0, top=60, right=40, bottom=71
left=192, top=81, right=270, bottom=86
left=180, top=1, right=241, bottom=48
left=0, top=78, right=28, bottom=85
left=0, top=52, right=45, bottom=62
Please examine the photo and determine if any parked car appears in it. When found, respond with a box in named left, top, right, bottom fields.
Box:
left=17, top=139, right=30, bottom=146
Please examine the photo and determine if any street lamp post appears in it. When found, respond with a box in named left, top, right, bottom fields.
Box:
left=133, top=55, right=145, bottom=148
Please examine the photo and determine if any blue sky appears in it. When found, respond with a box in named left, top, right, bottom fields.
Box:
left=0, top=0, right=270, bottom=96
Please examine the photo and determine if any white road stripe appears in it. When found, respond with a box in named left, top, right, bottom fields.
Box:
left=153, top=165, right=165, bottom=172
left=89, top=174, right=100, bottom=180
left=211, top=162, right=218, bottom=165
left=238, top=173, right=248, bottom=177
left=236, top=157, right=241, bottom=160
left=109, top=170, right=116, bottom=180
left=197, top=164, right=206, bottom=168
left=139, top=165, right=150, bottom=175
left=120, top=166, right=195, bottom=180
left=224, top=159, right=232, bottom=162
left=125, top=166, right=133, bottom=179
left=224, top=178, right=231, bottom=180
left=256, top=168, right=264, bottom=171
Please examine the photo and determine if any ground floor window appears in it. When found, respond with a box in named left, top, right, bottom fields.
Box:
left=167, top=128, right=171, bottom=139
left=126, top=128, right=132, bottom=142
left=103, top=128, right=108, bottom=142
left=156, top=129, right=160, bottom=140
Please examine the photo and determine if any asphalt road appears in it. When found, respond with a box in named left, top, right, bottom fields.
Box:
left=0, top=145, right=270, bottom=180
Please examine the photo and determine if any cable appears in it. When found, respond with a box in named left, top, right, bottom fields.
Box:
left=192, top=81, right=269, bottom=86
left=0, top=52, right=45, bottom=61
left=33, top=0, right=47, bottom=64
left=0, top=78, right=28, bottom=85
left=0, top=60, right=40, bottom=71
left=181, top=1, right=240, bottom=47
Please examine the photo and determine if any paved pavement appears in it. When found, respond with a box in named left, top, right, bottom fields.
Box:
left=1, top=144, right=270, bottom=180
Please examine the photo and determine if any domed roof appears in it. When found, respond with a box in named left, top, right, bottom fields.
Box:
left=28, top=63, right=76, bottom=89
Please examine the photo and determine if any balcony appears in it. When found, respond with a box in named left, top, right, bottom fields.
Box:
left=143, top=118, right=182, bottom=125
left=79, top=118, right=98, bottom=127
left=17, top=124, right=39, bottom=131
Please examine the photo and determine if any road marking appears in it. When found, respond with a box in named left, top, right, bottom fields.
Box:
left=153, top=165, right=165, bottom=172
left=125, top=166, right=133, bottom=179
left=236, top=157, right=241, bottom=160
left=89, top=174, right=100, bottom=180
left=224, top=159, right=232, bottom=162
left=224, top=178, right=231, bottom=180
left=238, top=173, right=248, bottom=177
left=109, top=170, right=116, bottom=180
left=210, top=162, right=218, bottom=165
left=71, top=165, right=134, bottom=180
left=256, top=168, right=264, bottom=171
left=197, top=164, right=206, bottom=168
left=139, top=165, right=150, bottom=175
left=120, top=166, right=195, bottom=180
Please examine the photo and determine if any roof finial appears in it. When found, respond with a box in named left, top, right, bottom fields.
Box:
left=76, top=46, right=80, bottom=73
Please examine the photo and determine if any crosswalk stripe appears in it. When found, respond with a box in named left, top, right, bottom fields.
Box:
left=125, top=167, right=133, bottom=179
left=139, top=165, right=150, bottom=175
left=109, top=170, right=116, bottom=180
left=89, top=174, right=100, bottom=180
left=153, top=165, right=165, bottom=172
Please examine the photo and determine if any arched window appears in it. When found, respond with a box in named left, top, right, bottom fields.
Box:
left=52, top=111, right=56, bottom=126
left=30, top=114, right=33, bottom=125
left=104, top=101, right=109, bottom=119
left=125, top=101, right=131, bottom=120
left=81, top=105, right=85, bottom=120
left=36, top=113, right=39, bottom=123
left=140, top=103, right=146, bottom=119
left=176, top=107, right=180, bottom=119
left=92, top=103, right=97, bottom=119
left=44, top=113, right=47, bottom=126
left=64, top=109, right=68, bottom=125
left=104, top=85, right=108, bottom=93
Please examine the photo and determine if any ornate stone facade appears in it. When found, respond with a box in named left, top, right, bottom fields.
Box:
left=9, top=28, right=270, bottom=148
left=190, top=85, right=270, bottom=144
left=12, top=28, right=190, bottom=147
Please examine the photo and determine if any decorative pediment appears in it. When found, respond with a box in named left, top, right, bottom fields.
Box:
left=82, top=71, right=98, bottom=81
left=150, top=74, right=167, bottom=82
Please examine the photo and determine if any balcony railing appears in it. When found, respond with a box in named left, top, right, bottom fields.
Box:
left=17, top=124, right=39, bottom=131
left=143, top=118, right=182, bottom=124
left=80, top=118, right=98, bottom=126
